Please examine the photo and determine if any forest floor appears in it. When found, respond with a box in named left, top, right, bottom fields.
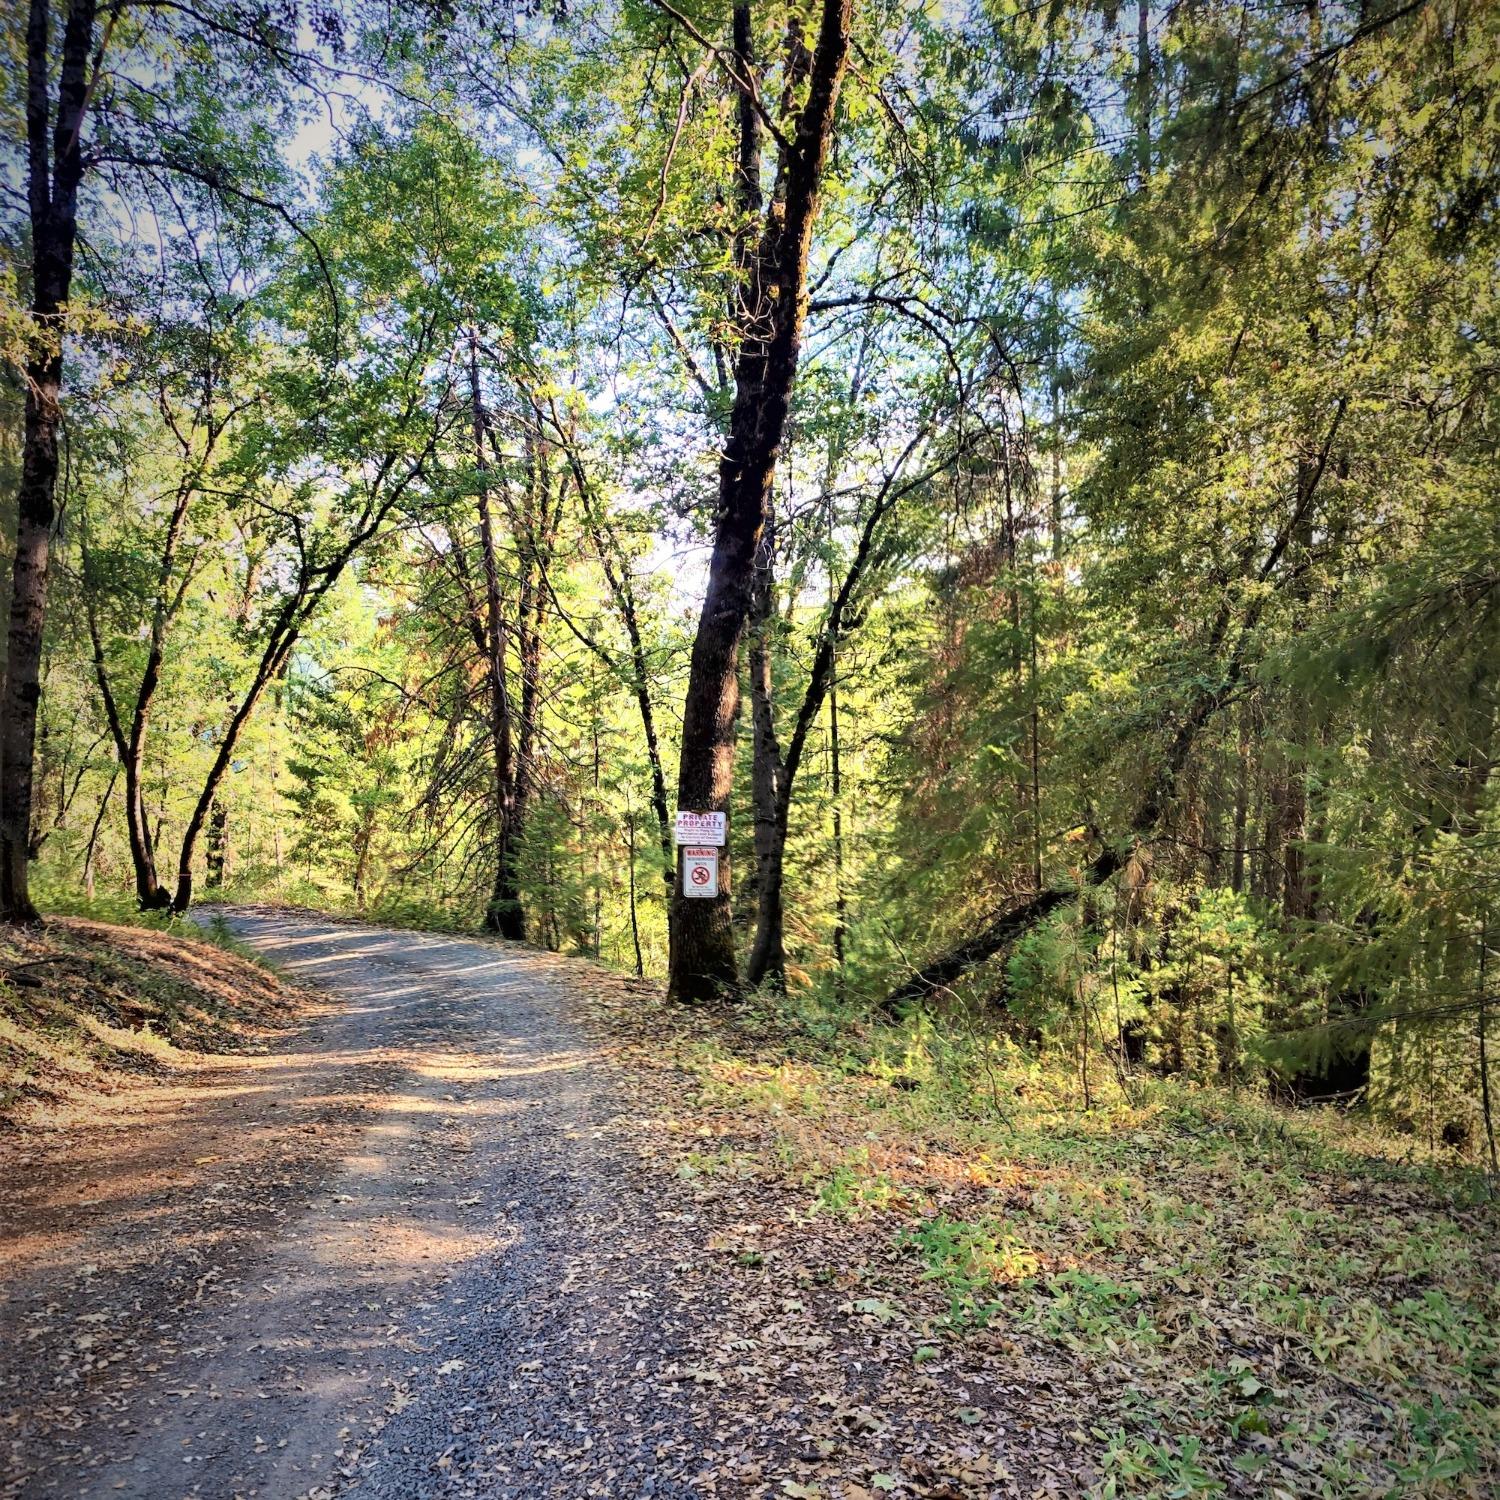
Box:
left=1, top=909, right=1495, bottom=1500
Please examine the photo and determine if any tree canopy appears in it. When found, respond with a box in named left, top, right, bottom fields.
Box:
left=2, top=0, right=1497, bottom=1158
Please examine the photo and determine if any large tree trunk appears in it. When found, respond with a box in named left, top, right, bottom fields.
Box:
left=0, top=386, right=16, bottom=696
left=1, top=390, right=61, bottom=918
left=1, top=0, right=97, bottom=922
left=668, top=0, right=854, bottom=1002
left=125, top=764, right=168, bottom=906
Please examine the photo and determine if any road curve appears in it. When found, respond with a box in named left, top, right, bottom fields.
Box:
left=4, top=911, right=738, bottom=1500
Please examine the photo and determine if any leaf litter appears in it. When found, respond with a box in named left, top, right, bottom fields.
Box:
left=3, top=911, right=1495, bottom=1499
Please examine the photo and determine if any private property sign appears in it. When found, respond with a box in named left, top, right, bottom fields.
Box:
left=681, top=847, right=720, bottom=897
left=674, top=810, right=726, bottom=846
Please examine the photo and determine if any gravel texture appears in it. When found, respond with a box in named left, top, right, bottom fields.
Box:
left=3, top=911, right=749, bottom=1499
left=5, top=911, right=1080, bottom=1500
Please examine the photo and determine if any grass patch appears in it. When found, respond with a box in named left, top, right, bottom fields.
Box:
left=605, top=985, right=1500, bottom=1498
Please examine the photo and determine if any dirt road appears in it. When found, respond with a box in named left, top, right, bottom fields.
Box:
left=1, top=911, right=751, bottom=1499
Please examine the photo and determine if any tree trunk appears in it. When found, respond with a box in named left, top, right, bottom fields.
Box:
left=205, top=798, right=228, bottom=890
left=85, top=596, right=170, bottom=909
left=548, top=397, right=675, bottom=927
left=81, top=766, right=117, bottom=900
left=827, top=641, right=846, bottom=980
left=741, top=440, right=923, bottom=988
left=121, top=613, right=180, bottom=910
left=1133, top=0, right=1151, bottom=187
left=594, top=510, right=674, bottom=910
left=83, top=514, right=204, bottom=911
left=1, top=0, right=97, bottom=922
left=1278, top=464, right=1319, bottom=922
left=171, top=565, right=341, bottom=915
left=470, top=338, right=523, bottom=939
left=668, top=0, right=855, bottom=1002
left=507, top=427, right=561, bottom=938
left=172, top=404, right=426, bottom=916
left=1480, top=915, right=1498, bottom=1177
left=170, top=656, right=283, bottom=913
left=1231, top=698, right=1251, bottom=893
left=1049, top=340, right=1064, bottom=561
left=626, top=808, right=644, bottom=977
left=350, top=803, right=374, bottom=910
left=884, top=629, right=1246, bottom=1012
left=126, top=765, right=169, bottom=906
left=746, top=536, right=786, bottom=989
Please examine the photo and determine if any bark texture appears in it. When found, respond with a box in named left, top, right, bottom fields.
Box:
left=746, top=536, right=786, bottom=987
left=668, top=0, right=855, bottom=1002
left=2, top=0, right=97, bottom=921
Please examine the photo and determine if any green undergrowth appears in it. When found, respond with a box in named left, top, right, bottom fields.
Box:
left=39, top=878, right=485, bottom=943
left=186, top=876, right=485, bottom=938
left=649, top=989, right=1499, bottom=1498
left=32, top=881, right=275, bottom=962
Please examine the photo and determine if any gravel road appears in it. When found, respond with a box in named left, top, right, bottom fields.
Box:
left=3, top=911, right=762, bottom=1500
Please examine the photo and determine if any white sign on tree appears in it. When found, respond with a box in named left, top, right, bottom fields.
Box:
left=681, top=847, right=719, bottom=898
left=674, top=810, right=726, bottom=846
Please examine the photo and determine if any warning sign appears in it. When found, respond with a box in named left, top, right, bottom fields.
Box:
left=681, top=846, right=719, bottom=898
left=674, top=810, right=726, bottom=846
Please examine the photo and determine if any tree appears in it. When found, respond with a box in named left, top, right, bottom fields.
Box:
left=879, top=0, right=1500, bottom=1037
left=662, top=0, right=856, bottom=1002
left=1, top=0, right=99, bottom=920
left=1, top=0, right=349, bottom=919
